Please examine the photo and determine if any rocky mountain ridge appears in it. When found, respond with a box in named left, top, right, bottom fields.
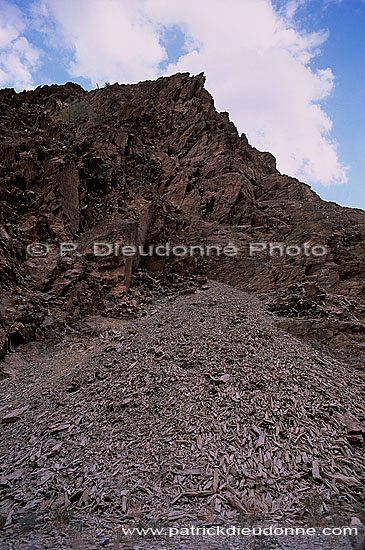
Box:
left=0, top=72, right=364, bottom=369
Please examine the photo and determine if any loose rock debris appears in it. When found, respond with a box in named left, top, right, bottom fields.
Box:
left=0, top=282, right=364, bottom=549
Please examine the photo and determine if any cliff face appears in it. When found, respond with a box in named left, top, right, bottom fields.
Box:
left=0, top=73, right=364, bottom=367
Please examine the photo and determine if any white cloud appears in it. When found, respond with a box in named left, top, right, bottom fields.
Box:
left=144, top=0, right=348, bottom=185
left=0, top=0, right=40, bottom=90
left=17, top=0, right=351, bottom=185
left=35, top=0, right=167, bottom=85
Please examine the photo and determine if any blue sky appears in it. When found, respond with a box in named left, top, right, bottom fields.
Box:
left=286, top=0, right=365, bottom=209
left=0, top=0, right=364, bottom=211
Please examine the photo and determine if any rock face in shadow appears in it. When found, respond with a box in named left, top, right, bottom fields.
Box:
left=0, top=74, right=364, bottom=367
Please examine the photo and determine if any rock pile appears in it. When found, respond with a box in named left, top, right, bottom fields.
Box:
left=0, top=283, right=364, bottom=547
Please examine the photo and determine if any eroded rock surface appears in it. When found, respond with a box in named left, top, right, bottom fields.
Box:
left=0, top=73, right=364, bottom=368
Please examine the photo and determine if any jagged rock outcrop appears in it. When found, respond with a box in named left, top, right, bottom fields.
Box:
left=0, top=73, right=364, bottom=368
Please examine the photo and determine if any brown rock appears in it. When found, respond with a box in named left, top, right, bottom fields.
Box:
left=1, top=406, right=29, bottom=423
left=0, top=73, right=364, bottom=363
